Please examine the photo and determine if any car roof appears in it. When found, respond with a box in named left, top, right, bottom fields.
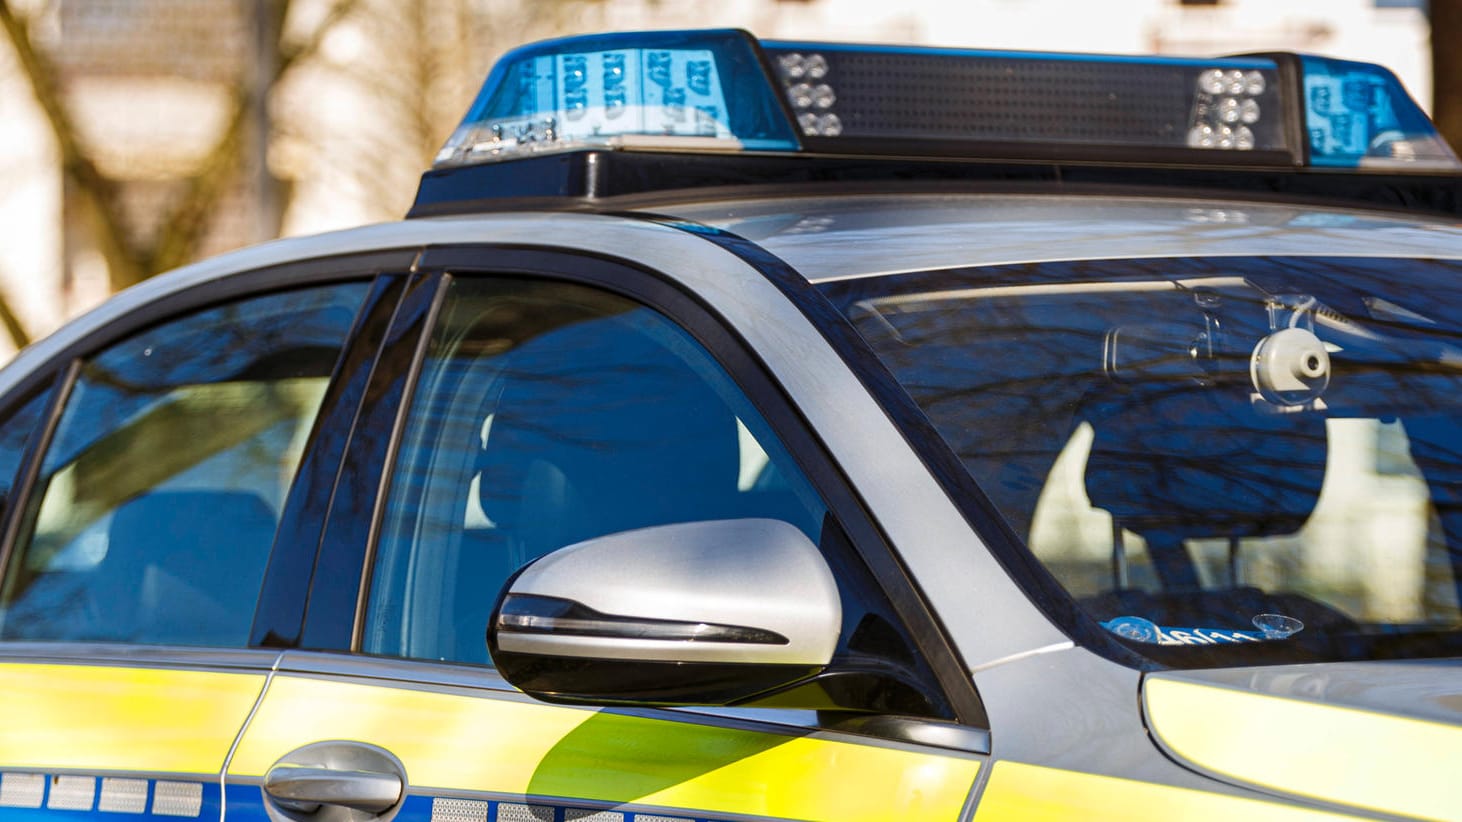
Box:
left=0, top=212, right=696, bottom=395
left=656, top=192, right=1462, bottom=282
left=7, top=188, right=1461, bottom=394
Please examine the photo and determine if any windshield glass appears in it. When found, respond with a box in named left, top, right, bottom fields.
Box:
left=819, top=256, right=1462, bottom=666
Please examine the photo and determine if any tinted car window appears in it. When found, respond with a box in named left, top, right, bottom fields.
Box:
left=364, top=276, right=827, bottom=665
left=0, top=283, right=368, bottom=646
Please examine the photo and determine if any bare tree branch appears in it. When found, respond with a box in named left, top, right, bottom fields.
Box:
left=1431, top=1, right=1462, bottom=155
left=0, top=0, right=146, bottom=290
left=281, top=0, right=364, bottom=73
left=146, top=88, right=252, bottom=276
left=0, top=0, right=369, bottom=293
left=0, top=281, right=32, bottom=351
left=148, top=0, right=366, bottom=278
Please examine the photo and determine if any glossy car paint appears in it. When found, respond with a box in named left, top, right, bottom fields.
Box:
left=0, top=197, right=1456, bottom=820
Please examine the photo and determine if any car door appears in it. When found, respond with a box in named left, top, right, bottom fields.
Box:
left=0, top=266, right=383, bottom=820
left=223, top=251, right=988, bottom=822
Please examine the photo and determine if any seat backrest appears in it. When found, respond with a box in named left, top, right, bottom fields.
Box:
left=1082, top=388, right=1328, bottom=588
left=105, top=489, right=277, bottom=644
left=1084, top=388, right=1328, bottom=538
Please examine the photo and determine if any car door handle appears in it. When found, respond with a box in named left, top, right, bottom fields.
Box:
left=263, top=764, right=402, bottom=814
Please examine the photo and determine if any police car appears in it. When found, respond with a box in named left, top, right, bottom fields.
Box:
left=0, top=28, right=1458, bottom=822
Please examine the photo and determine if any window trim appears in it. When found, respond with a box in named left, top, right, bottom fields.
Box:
left=292, top=272, right=447, bottom=652
left=250, top=273, right=416, bottom=648
left=0, top=363, right=78, bottom=613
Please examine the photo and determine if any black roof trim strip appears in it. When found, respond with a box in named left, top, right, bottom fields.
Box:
left=408, top=149, right=1462, bottom=219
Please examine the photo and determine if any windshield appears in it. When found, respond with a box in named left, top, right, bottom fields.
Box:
left=819, top=256, right=1462, bottom=666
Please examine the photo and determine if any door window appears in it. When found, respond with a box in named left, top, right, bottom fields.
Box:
left=0, top=283, right=368, bottom=645
left=364, top=276, right=828, bottom=664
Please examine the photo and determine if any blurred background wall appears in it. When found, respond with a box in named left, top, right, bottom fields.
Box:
left=0, top=0, right=1445, bottom=360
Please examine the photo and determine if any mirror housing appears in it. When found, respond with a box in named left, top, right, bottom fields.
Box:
left=488, top=518, right=841, bottom=706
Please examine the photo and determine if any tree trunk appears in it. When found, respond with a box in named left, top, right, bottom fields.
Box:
left=0, top=0, right=361, bottom=295
left=1432, top=0, right=1462, bottom=155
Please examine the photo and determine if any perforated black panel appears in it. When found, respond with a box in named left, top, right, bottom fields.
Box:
left=765, top=46, right=1287, bottom=152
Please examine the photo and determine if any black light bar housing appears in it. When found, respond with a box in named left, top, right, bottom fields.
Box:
left=409, top=149, right=1462, bottom=219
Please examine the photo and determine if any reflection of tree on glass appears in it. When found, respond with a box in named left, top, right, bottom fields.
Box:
left=823, top=256, right=1462, bottom=661
left=0, top=283, right=367, bottom=646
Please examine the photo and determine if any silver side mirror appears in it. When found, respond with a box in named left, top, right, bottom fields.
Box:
left=488, top=518, right=841, bottom=706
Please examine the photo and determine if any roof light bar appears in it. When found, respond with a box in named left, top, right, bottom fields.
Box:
left=1299, top=55, right=1459, bottom=170
left=434, top=30, right=798, bottom=167
left=431, top=29, right=1460, bottom=173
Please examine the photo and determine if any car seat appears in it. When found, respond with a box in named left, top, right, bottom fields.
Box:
left=102, top=489, right=277, bottom=644
left=1081, top=386, right=1353, bottom=631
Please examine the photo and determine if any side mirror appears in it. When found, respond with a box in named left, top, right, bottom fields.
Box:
left=488, top=518, right=841, bottom=707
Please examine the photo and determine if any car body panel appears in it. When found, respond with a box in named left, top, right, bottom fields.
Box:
left=1144, top=671, right=1462, bottom=820
left=973, top=761, right=1363, bottom=822
left=0, top=662, right=263, bottom=775
left=1150, top=660, right=1462, bottom=724
left=224, top=671, right=982, bottom=822
left=660, top=194, right=1462, bottom=281
left=0, top=648, right=274, bottom=819
left=0, top=188, right=1457, bottom=821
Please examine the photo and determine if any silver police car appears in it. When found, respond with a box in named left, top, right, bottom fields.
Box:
left=0, top=29, right=1458, bottom=822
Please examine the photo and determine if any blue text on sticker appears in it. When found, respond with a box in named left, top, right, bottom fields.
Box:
left=1102, top=615, right=1265, bottom=645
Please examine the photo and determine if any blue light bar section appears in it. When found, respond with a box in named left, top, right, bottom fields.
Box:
left=1300, top=55, right=1460, bottom=170
left=434, top=30, right=798, bottom=167
left=431, top=29, right=1460, bottom=175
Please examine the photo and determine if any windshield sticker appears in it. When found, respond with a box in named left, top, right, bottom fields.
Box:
left=1101, top=614, right=1304, bottom=645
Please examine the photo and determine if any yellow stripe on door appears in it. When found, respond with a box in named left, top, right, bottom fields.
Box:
left=0, top=663, right=265, bottom=774
left=230, top=674, right=980, bottom=822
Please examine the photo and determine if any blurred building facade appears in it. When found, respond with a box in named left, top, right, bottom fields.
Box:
left=54, top=0, right=270, bottom=313
left=0, top=0, right=1434, bottom=356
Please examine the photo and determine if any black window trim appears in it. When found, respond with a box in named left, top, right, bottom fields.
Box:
left=294, top=271, right=447, bottom=652
left=0, top=362, right=79, bottom=611
left=296, top=242, right=988, bottom=730
left=251, top=271, right=417, bottom=648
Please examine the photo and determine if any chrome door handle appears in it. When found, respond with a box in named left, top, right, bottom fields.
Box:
left=261, top=740, right=407, bottom=822
left=264, top=765, right=401, bottom=813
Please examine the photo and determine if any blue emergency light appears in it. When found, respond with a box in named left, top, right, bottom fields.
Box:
left=431, top=29, right=1459, bottom=172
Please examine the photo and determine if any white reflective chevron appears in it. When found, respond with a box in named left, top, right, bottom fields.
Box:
left=152, top=780, right=203, bottom=817
left=99, top=777, right=149, bottom=814
left=432, top=797, right=491, bottom=822
left=0, top=773, right=44, bottom=808
left=47, top=775, right=96, bottom=811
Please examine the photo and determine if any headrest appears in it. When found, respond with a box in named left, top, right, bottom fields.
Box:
left=1084, top=389, right=1327, bottom=540
left=103, top=489, right=277, bottom=643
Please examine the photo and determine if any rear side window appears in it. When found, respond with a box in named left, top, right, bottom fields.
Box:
left=0, top=283, right=368, bottom=646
